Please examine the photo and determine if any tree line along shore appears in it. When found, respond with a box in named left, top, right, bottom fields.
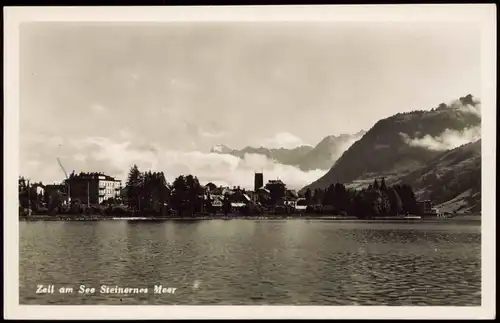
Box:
left=19, top=165, right=455, bottom=220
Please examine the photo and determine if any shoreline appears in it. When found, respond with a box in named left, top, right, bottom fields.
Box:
left=19, top=214, right=481, bottom=222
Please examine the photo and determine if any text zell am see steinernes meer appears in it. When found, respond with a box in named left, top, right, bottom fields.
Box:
left=36, top=284, right=177, bottom=295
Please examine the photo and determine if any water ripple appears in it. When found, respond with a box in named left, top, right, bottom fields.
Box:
left=20, top=220, right=481, bottom=305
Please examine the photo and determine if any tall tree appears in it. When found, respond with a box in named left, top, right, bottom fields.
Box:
left=185, top=175, right=202, bottom=214
left=352, top=189, right=369, bottom=219
left=157, top=172, right=170, bottom=213
left=394, top=184, right=418, bottom=214
left=324, top=184, right=335, bottom=206
left=18, top=177, right=41, bottom=210
left=380, top=189, right=392, bottom=215
left=171, top=175, right=187, bottom=216
left=304, top=188, right=312, bottom=203
left=368, top=187, right=383, bottom=218
left=222, top=193, right=231, bottom=216
left=387, top=187, right=403, bottom=216
left=334, top=182, right=349, bottom=212
left=265, top=180, right=287, bottom=206
left=313, top=188, right=324, bottom=205
left=125, top=164, right=143, bottom=211
left=380, top=177, right=388, bottom=191
left=18, top=177, right=29, bottom=209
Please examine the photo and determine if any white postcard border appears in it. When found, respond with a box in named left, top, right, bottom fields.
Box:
left=4, top=4, right=496, bottom=320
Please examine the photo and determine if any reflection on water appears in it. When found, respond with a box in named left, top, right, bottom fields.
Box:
left=20, top=220, right=481, bottom=305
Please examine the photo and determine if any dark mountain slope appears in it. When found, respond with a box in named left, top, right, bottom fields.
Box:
left=297, top=131, right=366, bottom=171
left=398, top=139, right=481, bottom=212
left=302, top=95, right=481, bottom=192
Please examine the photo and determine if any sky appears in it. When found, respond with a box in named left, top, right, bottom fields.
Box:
left=19, top=21, right=481, bottom=189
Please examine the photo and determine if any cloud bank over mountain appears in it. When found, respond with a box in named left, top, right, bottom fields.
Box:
left=301, top=94, right=482, bottom=192
left=259, top=132, right=311, bottom=149
left=399, top=101, right=481, bottom=151
left=400, top=126, right=481, bottom=151
left=20, top=134, right=327, bottom=190
left=209, top=131, right=366, bottom=172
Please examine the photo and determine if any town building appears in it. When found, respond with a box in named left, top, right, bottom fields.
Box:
left=285, top=189, right=299, bottom=200
left=417, top=200, right=433, bottom=214
left=204, top=182, right=217, bottom=192
left=295, top=197, right=308, bottom=211
left=34, top=185, right=45, bottom=196
left=254, top=187, right=271, bottom=205
left=254, top=173, right=264, bottom=192
left=244, top=191, right=258, bottom=204
left=210, top=196, right=223, bottom=209
left=416, top=199, right=440, bottom=216
left=66, top=172, right=122, bottom=205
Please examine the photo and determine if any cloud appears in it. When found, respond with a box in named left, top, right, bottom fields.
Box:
left=73, top=153, right=87, bottom=162
left=260, top=132, right=309, bottom=149
left=78, top=137, right=160, bottom=175
left=199, top=129, right=226, bottom=139
left=400, top=126, right=481, bottom=151
left=399, top=98, right=481, bottom=151
left=449, top=100, right=481, bottom=117
left=169, top=78, right=194, bottom=90
left=118, top=129, right=133, bottom=140
left=20, top=135, right=326, bottom=190
left=457, top=103, right=481, bottom=117
left=22, top=134, right=64, bottom=149
left=90, top=104, right=106, bottom=114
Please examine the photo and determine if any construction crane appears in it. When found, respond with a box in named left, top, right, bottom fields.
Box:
left=57, top=157, right=69, bottom=179
left=57, top=157, right=71, bottom=204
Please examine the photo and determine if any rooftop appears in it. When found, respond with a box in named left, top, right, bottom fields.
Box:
left=267, top=179, right=285, bottom=185
left=68, top=172, right=120, bottom=181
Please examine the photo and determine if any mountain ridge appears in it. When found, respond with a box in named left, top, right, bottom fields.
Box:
left=301, top=94, right=481, bottom=191
left=210, top=131, right=366, bottom=171
left=399, top=139, right=481, bottom=212
left=300, top=94, right=481, bottom=211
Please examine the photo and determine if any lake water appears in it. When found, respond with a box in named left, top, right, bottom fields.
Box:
left=19, top=219, right=481, bottom=305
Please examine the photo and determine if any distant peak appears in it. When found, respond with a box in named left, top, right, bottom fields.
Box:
left=210, top=144, right=232, bottom=153
left=321, top=130, right=366, bottom=142
left=435, top=94, right=480, bottom=111
left=459, top=94, right=477, bottom=106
